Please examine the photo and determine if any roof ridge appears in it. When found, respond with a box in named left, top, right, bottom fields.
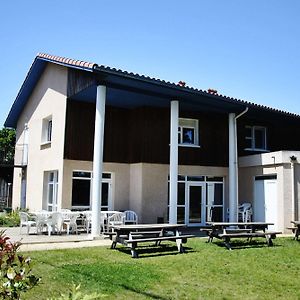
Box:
left=36, top=53, right=299, bottom=118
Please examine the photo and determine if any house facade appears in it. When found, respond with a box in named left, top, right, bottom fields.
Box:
left=5, top=53, right=300, bottom=233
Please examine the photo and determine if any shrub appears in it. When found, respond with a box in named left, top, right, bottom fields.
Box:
left=0, top=209, right=26, bottom=227
left=0, top=230, right=40, bottom=299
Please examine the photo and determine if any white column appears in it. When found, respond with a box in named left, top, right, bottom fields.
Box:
left=91, top=85, right=106, bottom=237
left=228, top=113, right=238, bottom=222
left=169, top=100, right=179, bottom=224
left=291, top=161, right=295, bottom=221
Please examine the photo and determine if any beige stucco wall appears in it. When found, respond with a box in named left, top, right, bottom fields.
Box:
left=133, top=163, right=228, bottom=223
left=61, top=161, right=228, bottom=224
left=12, top=63, right=68, bottom=211
left=238, top=151, right=300, bottom=232
left=61, top=160, right=130, bottom=211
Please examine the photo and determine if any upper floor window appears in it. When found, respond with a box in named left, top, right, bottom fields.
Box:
left=47, top=120, right=52, bottom=142
left=41, top=116, right=52, bottom=145
left=245, top=125, right=267, bottom=151
left=178, top=118, right=199, bottom=146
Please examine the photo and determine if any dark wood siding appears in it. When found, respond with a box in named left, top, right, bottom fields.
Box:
left=64, top=101, right=229, bottom=166
left=64, top=101, right=300, bottom=165
left=237, top=112, right=300, bottom=156
left=64, top=100, right=130, bottom=162
left=64, top=100, right=95, bottom=161
left=179, top=112, right=228, bottom=166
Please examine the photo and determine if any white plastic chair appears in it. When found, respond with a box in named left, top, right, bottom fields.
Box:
left=84, top=211, right=106, bottom=233
left=83, top=211, right=92, bottom=233
left=46, top=212, right=64, bottom=236
left=60, top=209, right=72, bottom=220
left=238, top=203, right=253, bottom=222
left=19, top=212, right=36, bottom=235
left=63, top=213, right=79, bottom=235
left=124, top=210, right=138, bottom=224
left=108, top=212, right=125, bottom=231
left=34, top=211, right=52, bottom=234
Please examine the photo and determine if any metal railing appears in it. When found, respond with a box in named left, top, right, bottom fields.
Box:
left=0, top=180, right=12, bottom=209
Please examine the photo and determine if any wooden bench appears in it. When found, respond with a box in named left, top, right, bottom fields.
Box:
left=287, top=226, right=299, bottom=240
left=201, top=228, right=252, bottom=243
left=119, top=234, right=195, bottom=258
left=218, top=231, right=281, bottom=250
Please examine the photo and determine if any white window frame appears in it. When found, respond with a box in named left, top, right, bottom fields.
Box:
left=168, top=175, right=224, bottom=226
left=71, top=170, right=113, bottom=211
left=46, top=171, right=58, bottom=211
left=178, top=118, right=200, bottom=147
left=41, top=116, right=53, bottom=145
left=245, top=125, right=268, bottom=152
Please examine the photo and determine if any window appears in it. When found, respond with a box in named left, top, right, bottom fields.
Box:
left=46, top=171, right=58, bottom=211
left=71, top=171, right=112, bottom=210
left=245, top=126, right=267, bottom=151
left=168, top=175, right=224, bottom=224
left=178, top=118, right=199, bottom=146
left=47, top=120, right=52, bottom=142
left=72, top=171, right=91, bottom=208
left=41, top=116, right=53, bottom=145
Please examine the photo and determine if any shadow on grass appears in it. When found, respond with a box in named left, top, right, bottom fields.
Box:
left=120, top=284, right=170, bottom=300
left=213, top=239, right=283, bottom=250
left=115, top=244, right=195, bottom=259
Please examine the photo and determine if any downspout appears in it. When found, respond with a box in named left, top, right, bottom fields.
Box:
left=235, top=107, right=249, bottom=120
left=290, top=156, right=297, bottom=221
left=228, top=107, right=248, bottom=222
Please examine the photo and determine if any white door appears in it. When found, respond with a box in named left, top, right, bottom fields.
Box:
left=254, top=176, right=278, bottom=231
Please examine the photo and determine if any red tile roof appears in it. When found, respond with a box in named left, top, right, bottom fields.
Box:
left=37, top=53, right=96, bottom=70
left=35, top=53, right=299, bottom=118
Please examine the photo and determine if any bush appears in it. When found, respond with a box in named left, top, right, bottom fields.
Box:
left=0, top=209, right=25, bottom=227
left=0, top=230, right=40, bottom=299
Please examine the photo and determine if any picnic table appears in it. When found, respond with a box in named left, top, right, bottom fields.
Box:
left=107, top=224, right=195, bottom=258
left=288, top=221, right=300, bottom=240
left=202, top=222, right=281, bottom=250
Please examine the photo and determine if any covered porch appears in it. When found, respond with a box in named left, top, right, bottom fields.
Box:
left=66, top=66, right=246, bottom=237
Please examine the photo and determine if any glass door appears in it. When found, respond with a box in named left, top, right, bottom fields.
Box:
left=187, top=183, right=205, bottom=226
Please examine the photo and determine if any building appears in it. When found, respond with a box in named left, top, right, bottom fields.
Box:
left=5, top=53, right=300, bottom=234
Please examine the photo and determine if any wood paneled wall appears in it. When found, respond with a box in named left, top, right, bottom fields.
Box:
left=64, top=101, right=229, bottom=166
left=64, top=100, right=300, bottom=166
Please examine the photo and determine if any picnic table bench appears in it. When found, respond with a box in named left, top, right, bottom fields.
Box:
left=108, top=224, right=195, bottom=258
left=203, top=222, right=281, bottom=250
left=288, top=221, right=300, bottom=240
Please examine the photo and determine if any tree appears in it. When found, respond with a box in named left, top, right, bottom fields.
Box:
left=0, top=128, right=16, bottom=163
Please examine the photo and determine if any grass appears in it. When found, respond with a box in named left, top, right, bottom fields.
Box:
left=22, top=237, right=300, bottom=300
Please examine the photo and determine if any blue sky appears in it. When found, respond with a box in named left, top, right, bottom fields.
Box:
left=1, top=0, right=299, bottom=127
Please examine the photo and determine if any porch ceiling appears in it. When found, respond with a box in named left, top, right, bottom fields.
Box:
left=69, top=77, right=245, bottom=114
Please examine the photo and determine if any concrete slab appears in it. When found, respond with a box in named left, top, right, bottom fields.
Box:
left=1, top=227, right=112, bottom=252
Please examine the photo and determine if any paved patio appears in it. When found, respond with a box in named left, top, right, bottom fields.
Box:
left=2, top=227, right=111, bottom=252
left=2, top=226, right=205, bottom=252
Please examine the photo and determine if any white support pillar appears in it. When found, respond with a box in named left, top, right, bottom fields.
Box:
left=291, top=161, right=295, bottom=221
left=169, top=100, right=179, bottom=224
left=91, top=85, right=106, bottom=237
left=228, top=113, right=238, bottom=222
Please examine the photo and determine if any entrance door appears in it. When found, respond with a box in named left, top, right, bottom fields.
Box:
left=254, top=175, right=278, bottom=231
left=187, top=183, right=205, bottom=226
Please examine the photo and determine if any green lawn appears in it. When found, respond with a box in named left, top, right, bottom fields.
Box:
left=22, top=237, right=300, bottom=300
